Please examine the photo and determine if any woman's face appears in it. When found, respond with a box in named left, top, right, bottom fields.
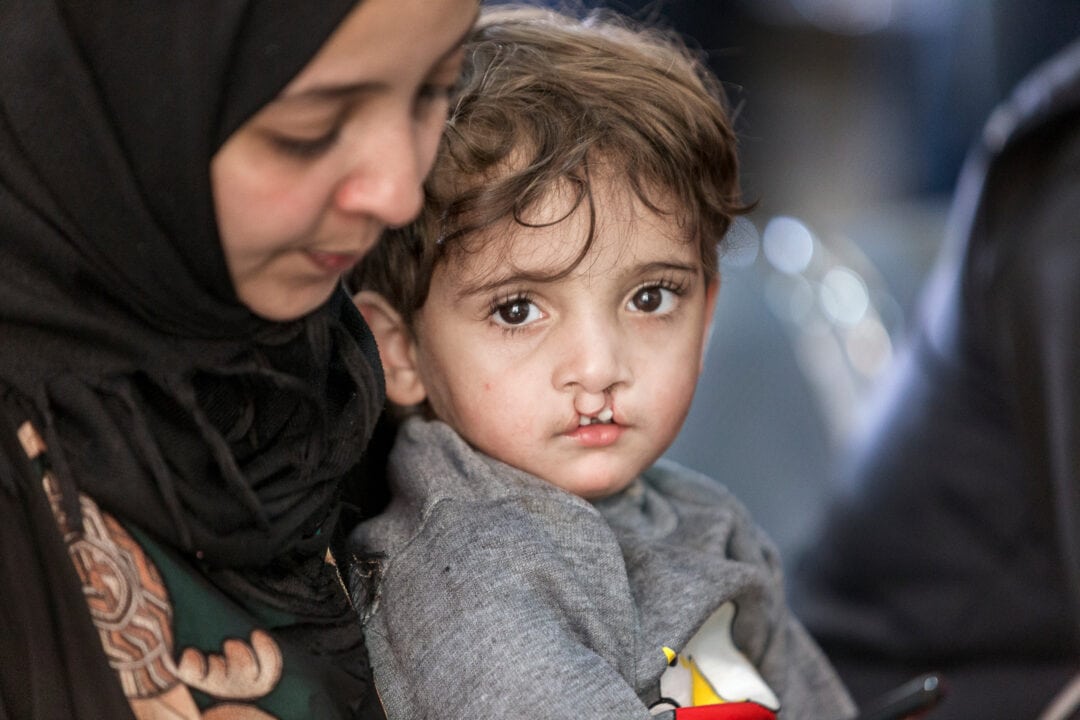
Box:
left=211, top=0, right=476, bottom=321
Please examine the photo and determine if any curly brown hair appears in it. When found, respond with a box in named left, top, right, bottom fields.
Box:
left=351, top=4, right=749, bottom=327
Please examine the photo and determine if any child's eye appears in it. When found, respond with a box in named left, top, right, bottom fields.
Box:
left=627, top=283, right=680, bottom=314
left=491, top=296, right=543, bottom=328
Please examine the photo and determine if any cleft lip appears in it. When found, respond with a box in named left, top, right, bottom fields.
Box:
left=577, top=407, right=616, bottom=427
left=564, top=400, right=621, bottom=435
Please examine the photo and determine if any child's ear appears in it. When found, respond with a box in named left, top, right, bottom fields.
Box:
left=352, top=290, right=428, bottom=407
left=698, top=277, right=720, bottom=374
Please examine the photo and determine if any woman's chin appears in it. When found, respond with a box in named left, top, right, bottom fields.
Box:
left=239, top=282, right=338, bottom=322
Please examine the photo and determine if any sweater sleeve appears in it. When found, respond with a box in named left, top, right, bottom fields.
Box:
left=623, top=464, right=856, bottom=719
left=361, top=496, right=657, bottom=720
left=746, top=516, right=855, bottom=719
left=702, top=492, right=857, bottom=720
left=759, top=580, right=859, bottom=720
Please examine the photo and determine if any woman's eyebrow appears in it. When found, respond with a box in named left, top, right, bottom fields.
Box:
left=282, top=16, right=476, bottom=104
left=282, top=80, right=382, bottom=103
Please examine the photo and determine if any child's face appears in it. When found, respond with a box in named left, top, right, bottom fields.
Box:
left=406, top=179, right=717, bottom=499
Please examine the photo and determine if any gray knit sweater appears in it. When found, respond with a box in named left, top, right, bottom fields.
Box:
left=350, top=418, right=854, bottom=719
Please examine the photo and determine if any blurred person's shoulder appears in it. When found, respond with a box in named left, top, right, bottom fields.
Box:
left=984, top=37, right=1080, bottom=153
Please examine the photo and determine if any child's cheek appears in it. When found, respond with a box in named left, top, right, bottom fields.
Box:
left=490, top=377, right=534, bottom=433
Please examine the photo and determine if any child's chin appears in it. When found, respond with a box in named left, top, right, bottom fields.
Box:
left=557, top=468, right=637, bottom=501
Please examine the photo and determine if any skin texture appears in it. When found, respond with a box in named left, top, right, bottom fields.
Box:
left=358, top=178, right=718, bottom=499
left=211, top=0, right=477, bottom=321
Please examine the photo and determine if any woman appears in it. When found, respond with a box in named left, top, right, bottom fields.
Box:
left=0, top=1, right=476, bottom=717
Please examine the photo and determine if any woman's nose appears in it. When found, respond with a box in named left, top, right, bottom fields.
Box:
left=333, top=124, right=425, bottom=228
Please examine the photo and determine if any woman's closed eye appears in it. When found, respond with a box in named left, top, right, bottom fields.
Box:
left=416, top=47, right=466, bottom=119
left=414, top=81, right=457, bottom=115
left=268, top=128, right=340, bottom=158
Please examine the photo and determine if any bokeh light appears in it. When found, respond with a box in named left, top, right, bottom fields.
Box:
left=763, top=216, right=815, bottom=275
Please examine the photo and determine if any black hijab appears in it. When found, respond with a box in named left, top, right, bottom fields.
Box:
left=0, top=0, right=385, bottom=565
left=0, top=1, right=388, bottom=716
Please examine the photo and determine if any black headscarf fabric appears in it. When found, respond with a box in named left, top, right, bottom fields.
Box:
left=0, top=0, right=384, bottom=565
left=0, top=0, right=390, bottom=715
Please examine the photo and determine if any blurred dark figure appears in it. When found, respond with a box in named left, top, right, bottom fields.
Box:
left=791, top=37, right=1080, bottom=719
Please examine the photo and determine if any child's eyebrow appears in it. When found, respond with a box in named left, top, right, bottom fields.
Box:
left=452, top=271, right=540, bottom=301
left=631, top=261, right=700, bottom=277
left=452, top=260, right=700, bottom=301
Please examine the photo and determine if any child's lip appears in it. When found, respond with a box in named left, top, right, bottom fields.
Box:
left=566, top=422, right=624, bottom=447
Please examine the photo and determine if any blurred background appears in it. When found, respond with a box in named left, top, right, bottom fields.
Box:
left=505, top=0, right=1080, bottom=569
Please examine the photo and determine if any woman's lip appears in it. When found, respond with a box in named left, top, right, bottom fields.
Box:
left=306, top=249, right=362, bottom=273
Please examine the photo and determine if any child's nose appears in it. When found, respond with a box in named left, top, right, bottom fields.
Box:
left=553, top=316, right=631, bottom=396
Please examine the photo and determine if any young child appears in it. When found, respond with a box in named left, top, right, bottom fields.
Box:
left=348, top=6, right=855, bottom=719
